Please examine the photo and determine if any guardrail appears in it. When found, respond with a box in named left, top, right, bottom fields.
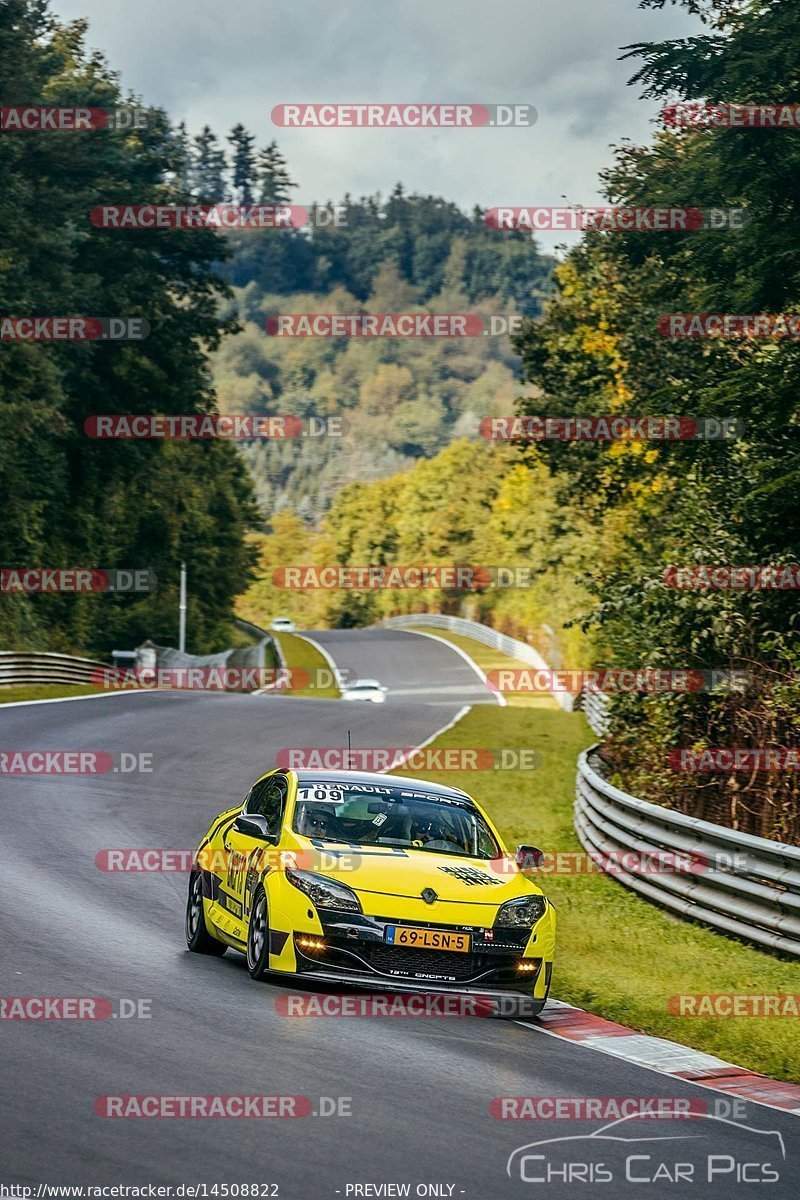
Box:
left=574, top=746, right=800, bottom=957
left=378, top=614, right=574, bottom=711
left=234, top=617, right=292, bottom=692
left=576, top=687, right=610, bottom=736
left=0, top=651, right=109, bottom=688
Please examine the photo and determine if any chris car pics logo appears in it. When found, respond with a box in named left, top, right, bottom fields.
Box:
left=507, top=1113, right=785, bottom=1185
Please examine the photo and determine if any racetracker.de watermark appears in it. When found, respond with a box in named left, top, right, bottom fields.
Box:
left=1, top=106, right=147, bottom=131
left=663, top=102, right=800, bottom=128
left=95, top=848, right=364, bottom=873
left=515, top=850, right=746, bottom=876
left=485, top=668, right=751, bottom=693
left=0, top=751, right=153, bottom=775
left=272, top=565, right=572, bottom=590
left=0, top=997, right=151, bottom=1019
left=659, top=313, right=800, bottom=337
left=483, top=207, right=747, bottom=232
left=275, top=747, right=541, bottom=771
left=83, top=415, right=344, bottom=439
left=0, top=568, right=155, bottom=593
left=668, top=748, right=800, bottom=772
left=479, top=416, right=743, bottom=441
left=491, top=1097, right=745, bottom=1120
left=94, top=1095, right=326, bottom=1118
left=265, top=314, right=520, bottom=337
left=271, top=103, right=536, bottom=127
left=275, top=994, right=543, bottom=1018
left=92, top=666, right=346, bottom=691
left=276, top=994, right=497, bottom=1018
left=0, top=317, right=149, bottom=340
left=90, top=205, right=323, bottom=230
left=664, top=565, right=800, bottom=589
left=668, top=994, right=800, bottom=1017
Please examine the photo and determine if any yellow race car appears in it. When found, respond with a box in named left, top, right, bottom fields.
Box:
left=186, top=769, right=555, bottom=1017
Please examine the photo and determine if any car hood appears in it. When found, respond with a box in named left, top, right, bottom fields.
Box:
left=290, top=840, right=541, bottom=904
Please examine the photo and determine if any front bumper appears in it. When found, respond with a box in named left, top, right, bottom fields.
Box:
left=291, top=911, right=550, bottom=1016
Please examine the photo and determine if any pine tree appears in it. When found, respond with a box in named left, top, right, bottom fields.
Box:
left=228, top=123, right=257, bottom=205
left=170, top=121, right=192, bottom=193
left=255, top=141, right=296, bottom=206
left=191, top=126, right=227, bottom=202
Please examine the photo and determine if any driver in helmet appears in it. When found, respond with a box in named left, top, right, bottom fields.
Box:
left=304, top=805, right=337, bottom=839
left=410, top=814, right=452, bottom=846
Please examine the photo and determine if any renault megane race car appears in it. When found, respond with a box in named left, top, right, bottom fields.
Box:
left=186, top=769, right=555, bottom=1016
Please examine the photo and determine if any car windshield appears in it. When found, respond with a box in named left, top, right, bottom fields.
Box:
left=293, top=780, right=500, bottom=858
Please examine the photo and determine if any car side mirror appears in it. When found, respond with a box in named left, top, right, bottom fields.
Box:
left=516, top=844, right=544, bottom=870
left=234, top=813, right=273, bottom=840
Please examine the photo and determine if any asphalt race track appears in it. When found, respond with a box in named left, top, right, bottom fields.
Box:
left=1, top=628, right=797, bottom=1198
left=307, top=626, right=499, bottom=704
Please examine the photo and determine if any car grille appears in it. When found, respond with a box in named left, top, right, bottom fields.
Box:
left=359, top=943, right=492, bottom=981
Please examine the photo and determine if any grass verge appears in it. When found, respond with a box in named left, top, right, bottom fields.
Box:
left=271, top=631, right=340, bottom=699
left=0, top=683, right=106, bottom=705
left=394, top=702, right=800, bottom=1082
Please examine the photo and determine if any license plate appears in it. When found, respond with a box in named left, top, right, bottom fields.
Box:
left=385, top=926, right=470, bottom=952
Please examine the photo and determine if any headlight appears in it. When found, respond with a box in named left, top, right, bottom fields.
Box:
left=495, top=895, right=547, bottom=928
left=286, top=869, right=362, bottom=913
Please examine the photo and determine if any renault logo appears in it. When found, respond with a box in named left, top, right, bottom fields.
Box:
left=421, top=888, right=438, bottom=905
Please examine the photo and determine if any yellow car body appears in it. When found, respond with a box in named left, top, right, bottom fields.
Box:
left=186, top=768, right=555, bottom=1017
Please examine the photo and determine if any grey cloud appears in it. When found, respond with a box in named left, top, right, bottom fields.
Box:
left=53, top=0, right=702, bottom=249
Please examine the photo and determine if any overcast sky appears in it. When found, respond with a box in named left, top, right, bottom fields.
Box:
left=52, top=0, right=702, bottom=251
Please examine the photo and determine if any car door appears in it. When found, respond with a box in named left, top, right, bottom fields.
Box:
left=222, top=773, right=289, bottom=927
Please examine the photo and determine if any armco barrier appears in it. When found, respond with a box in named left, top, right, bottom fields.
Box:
left=0, top=624, right=279, bottom=692
left=0, top=651, right=109, bottom=688
left=378, top=614, right=574, bottom=711
left=574, top=746, right=800, bottom=957
left=234, top=617, right=285, bottom=676
left=576, top=686, right=609, bottom=736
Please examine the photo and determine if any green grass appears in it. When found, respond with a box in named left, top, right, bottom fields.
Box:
left=0, top=683, right=106, bottom=705
left=405, top=624, right=557, bottom=708
left=271, top=631, right=340, bottom=699
left=394, top=704, right=800, bottom=1082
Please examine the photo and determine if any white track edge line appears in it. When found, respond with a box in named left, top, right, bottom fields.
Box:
left=390, top=704, right=472, bottom=770
left=0, top=689, right=164, bottom=711
left=296, top=632, right=343, bottom=687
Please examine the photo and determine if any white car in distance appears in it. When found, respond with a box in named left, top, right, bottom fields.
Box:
left=270, top=617, right=296, bottom=632
left=341, top=678, right=388, bottom=703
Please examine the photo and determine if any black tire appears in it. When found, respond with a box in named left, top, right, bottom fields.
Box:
left=186, top=869, right=227, bottom=956
left=246, top=886, right=271, bottom=980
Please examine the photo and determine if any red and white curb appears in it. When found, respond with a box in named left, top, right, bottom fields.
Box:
left=529, top=999, right=800, bottom=1115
